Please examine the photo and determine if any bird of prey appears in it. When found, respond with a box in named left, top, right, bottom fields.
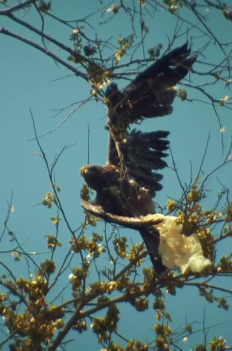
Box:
left=81, top=43, right=196, bottom=274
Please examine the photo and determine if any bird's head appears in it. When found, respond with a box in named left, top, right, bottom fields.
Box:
left=80, top=165, right=105, bottom=191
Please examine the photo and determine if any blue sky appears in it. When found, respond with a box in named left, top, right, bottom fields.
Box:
left=0, top=1, right=232, bottom=350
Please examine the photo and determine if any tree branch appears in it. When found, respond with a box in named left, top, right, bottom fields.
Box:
left=0, top=27, right=88, bottom=80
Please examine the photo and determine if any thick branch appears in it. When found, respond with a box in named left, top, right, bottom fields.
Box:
left=4, top=11, right=92, bottom=67
left=0, top=27, right=88, bottom=80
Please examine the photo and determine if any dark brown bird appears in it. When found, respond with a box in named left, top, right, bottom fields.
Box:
left=81, top=130, right=170, bottom=274
left=81, top=43, right=196, bottom=274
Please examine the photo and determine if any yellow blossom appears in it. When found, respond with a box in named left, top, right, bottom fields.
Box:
left=51, top=217, right=61, bottom=225
left=167, top=200, right=176, bottom=211
left=107, top=281, right=117, bottom=292
left=178, top=88, right=187, bottom=101
left=219, top=95, right=230, bottom=106
left=106, top=5, right=119, bottom=14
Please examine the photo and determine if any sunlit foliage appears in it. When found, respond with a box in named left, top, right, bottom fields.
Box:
left=0, top=1, right=232, bottom=350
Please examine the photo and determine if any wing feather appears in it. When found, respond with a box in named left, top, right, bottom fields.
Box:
left=106, top=43, right=196, bottom=127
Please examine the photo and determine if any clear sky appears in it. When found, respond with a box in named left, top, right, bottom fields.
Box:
left=0, top=1, right=232, bottom=350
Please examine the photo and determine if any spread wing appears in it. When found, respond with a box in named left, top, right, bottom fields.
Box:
left=108, top=129, right=170, bottom=197
left=105, top=43, right=196, bottom=128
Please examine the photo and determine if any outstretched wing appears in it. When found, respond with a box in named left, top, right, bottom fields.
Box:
left=105, top=43, right=196, bottom=128
left=108, top=129, right=170, bottom=197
